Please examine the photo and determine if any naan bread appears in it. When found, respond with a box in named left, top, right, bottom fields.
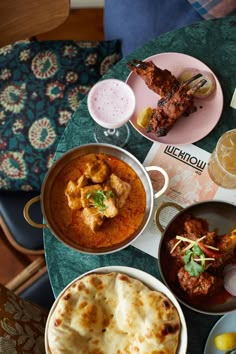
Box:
left=47, top=272, right=181, bottom=354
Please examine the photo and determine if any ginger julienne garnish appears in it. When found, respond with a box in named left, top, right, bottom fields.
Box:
left=170, top=235, right=220, bottom=277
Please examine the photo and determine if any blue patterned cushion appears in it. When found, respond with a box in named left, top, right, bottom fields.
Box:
left=0, top=40, right=121, bottom=191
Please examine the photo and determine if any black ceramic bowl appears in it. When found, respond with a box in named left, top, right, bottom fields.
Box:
left=158, top=200, right=236, bottom=315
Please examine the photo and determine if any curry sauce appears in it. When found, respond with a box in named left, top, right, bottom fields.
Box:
left=50, top=153, right=146, bottom=249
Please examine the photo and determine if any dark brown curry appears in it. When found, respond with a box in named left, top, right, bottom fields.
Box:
left=161, top=214, right=236, bottom=306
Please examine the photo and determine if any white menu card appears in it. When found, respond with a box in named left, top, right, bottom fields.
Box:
left=133, top=142, right=236, bottom=259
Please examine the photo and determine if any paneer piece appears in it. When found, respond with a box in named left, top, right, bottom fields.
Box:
left=109, top=173, right=131, bottom=208
left=80, top=184, right=102, bottom=208
left=82, top=207, right=104, bottom=232
left=84, top=158, right=110, bottom=183
left=102, top=186, right=118, bottom=218
left=65, top=175, right=88, bottom=210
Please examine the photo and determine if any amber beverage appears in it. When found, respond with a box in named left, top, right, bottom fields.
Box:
left=208, top=129, right=236, bottom=189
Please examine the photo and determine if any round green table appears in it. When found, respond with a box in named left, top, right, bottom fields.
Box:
left=44, top=16, right=236, bottom=354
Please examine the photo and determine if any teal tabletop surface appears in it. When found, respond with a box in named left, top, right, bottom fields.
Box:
left=44, top=16, right=236, bottom=354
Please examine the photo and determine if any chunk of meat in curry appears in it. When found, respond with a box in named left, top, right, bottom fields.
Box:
left=84, top=157, right=110, bottom=183
left=80, top=184, right=102, bottom=208
left=102, top=185, right=119, bottom=218
left=167, top=215, right=236, bottom=299
left=65, top=175, right=88, bottom=210
left=82, top=208, right=104, bottom=232
left=65, top=155, right=130, bottom=232
left=109, top=173, right=131, bottom=208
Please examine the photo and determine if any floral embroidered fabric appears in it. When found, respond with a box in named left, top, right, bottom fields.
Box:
left=0, top=284, right=48, bottom=354
left=0, top=40, right=121, bottom=191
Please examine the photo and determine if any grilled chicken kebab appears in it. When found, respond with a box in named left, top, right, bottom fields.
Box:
left=127, top=59, right=207, bottom=137
left=127, top=59, right=179, bottom=97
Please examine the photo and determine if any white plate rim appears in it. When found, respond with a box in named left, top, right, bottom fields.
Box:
left=126, top=52, right=224, bottom=145
left=204, top=311, right=236, bottom=354
left=45, top=266, right=188, bottom=354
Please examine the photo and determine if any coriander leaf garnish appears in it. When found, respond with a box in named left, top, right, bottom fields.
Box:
left=183, top=244, right=206, bottom=276
left=192, top=244, right=204, bottom=256
left=184, top=258, right=204, bottom=277
left=170, top=234, right=219, bottom=277
left=86, top=190, right=114, bottom=212
left=183, top=249, right=192, bottom=264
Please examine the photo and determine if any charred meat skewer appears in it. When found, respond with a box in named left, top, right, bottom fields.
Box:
left=127, top=59, right=180, bottom=97
left=148, top=76, right=207, bottom=137
left=127, top=59, right=198, bottom=117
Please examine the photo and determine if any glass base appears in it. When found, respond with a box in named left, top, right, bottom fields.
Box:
left=94, top=124, right=130, bottom=147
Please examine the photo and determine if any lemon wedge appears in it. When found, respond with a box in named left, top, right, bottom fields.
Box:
left=179, top=69, right=216, bottom=98
left=137, top=107, right=153, bottom=128
left=214, top=332, right=236, bottom=351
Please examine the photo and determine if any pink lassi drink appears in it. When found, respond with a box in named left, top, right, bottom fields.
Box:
left=88, top=79, right=136, bottom=129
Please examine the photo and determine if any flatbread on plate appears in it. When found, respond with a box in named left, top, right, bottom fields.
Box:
left=47, top=272, right=181, bottom=354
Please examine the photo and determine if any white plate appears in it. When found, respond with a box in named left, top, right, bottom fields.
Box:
left=45, top=266, right=188, bottom=354
left=204, top=312, right=236, bottom=354
left=126, top=52, right=223, bottom=145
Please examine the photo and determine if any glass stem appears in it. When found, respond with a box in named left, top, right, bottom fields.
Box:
left=104, top=128, right=116, bottom=137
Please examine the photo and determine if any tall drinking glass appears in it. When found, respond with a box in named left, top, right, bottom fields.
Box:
left=87, top=79, right=135, bottom=147
left=208, top=129, right=236, bottom=189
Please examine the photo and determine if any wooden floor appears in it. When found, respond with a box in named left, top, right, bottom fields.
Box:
left=0, top=8, right=104, bottom=286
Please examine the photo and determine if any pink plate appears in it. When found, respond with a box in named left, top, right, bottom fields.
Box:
left=126, top=52, right=223, bottom=145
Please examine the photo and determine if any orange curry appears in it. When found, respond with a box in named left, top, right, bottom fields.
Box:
left=50, top=153, right=146, bottom=249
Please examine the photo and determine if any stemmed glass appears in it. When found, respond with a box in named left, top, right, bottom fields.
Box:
left=87, top=79, right=136, bottom=147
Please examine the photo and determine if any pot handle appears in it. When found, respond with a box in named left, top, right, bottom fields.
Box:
left=23, top=195, right=47, bottom=229
left=155, top=202, right=183, bottom=232
left=145, top=166, right=169, bottom=199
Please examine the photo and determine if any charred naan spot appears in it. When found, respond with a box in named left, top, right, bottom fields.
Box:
left=78, top=282, right=86, bottom=291
left=77, top=281, right=90, bottom=294
left=135, top=298, right=144, bottom=306
left=102, top=328, right=106, bottom=332
left=90, top=276, right=104, bottom=290
left=162, top=323, right=180, bottom=335
left=79, top=301, right=88, bottom=309
left=92, top=339, right=99, bottom=345
left=54, top=318, right=62, bottom=327
left=163, top=299, right=171, bottom=309
left=119, top=275, right=131, bottom=283
left=81, top=304, right=99, bottom=326
left=89, top=348, right=104, bottom=354
left=63, top=293, right=71, bottom=301
left=102, top=317, right=110, bottom=328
